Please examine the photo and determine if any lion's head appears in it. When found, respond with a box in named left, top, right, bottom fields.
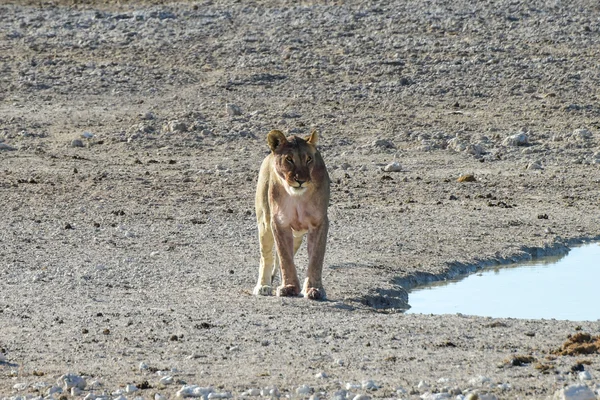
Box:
left=267, top=129, right=327, bottom=195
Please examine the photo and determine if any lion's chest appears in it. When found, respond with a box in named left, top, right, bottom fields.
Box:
left=272, top=194, right=322, bottom=232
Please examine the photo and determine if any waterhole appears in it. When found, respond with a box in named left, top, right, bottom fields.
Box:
left=406, top=243, right=600, bottom=321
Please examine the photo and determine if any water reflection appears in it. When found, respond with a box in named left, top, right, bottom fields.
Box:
left=406, top=243, right=600, bottom=321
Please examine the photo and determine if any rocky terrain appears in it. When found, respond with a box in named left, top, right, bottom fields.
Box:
left=1, top=0, right=600, bottom=399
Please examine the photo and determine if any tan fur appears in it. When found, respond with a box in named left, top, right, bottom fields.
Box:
left=253, top=129, right=330, bottom=300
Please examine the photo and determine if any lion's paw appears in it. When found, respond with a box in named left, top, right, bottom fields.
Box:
left=276, top=284, right=300, bottom=297
left=303, top=286, right=326, bottom=301
left=253, top=285, right=273, bottom=296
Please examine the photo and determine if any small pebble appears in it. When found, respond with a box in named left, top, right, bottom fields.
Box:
left=81, top=131, right=94, bottom=139
left=226, top=103, right=243, bottom=116
left=159, top=376, right=174, bottom=385
left=352, top=395, right=371, bottom=400
left=242, top=388, right=261, bottom=396
left=155, top=394, right=167, bottom=400
left=208, top=392, right=232, bottom=399
left=57, top=373, right=87, bottom=390
left=362, top=380, right=378, bottom=390
left=125, top=384, right=138, bottom=393
left=296, top=385, right=312, bottom=395
left=346, top=383, right=361, bottom=390
left=578, top=370, right=592, bottom=381
left=47, top=386, right=62, bottom=395
left=382, top=161, right=401, bottom=172
left=139, top=362, right=149, bottom=371
left=71, top=387, right=83, bottom=396
left=84, top=393, right=96, bottom=400
left=71, top=139, right=85, bottom=147
left=0, top=353, right=5, bottom=362
left=315, top=371, right=328, bottom=379
left=13, top=383, right=28, bottom=391
left=457, top=173, right=476, bottom=182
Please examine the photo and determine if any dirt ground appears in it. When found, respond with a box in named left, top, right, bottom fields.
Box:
left=1, top=0, right=600, bottom=398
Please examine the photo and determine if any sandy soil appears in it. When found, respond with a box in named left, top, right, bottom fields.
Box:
left=1, top=0, right=600, bottom=398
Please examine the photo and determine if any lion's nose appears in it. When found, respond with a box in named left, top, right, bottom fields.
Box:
left=295, top=179, right=306, bottom=187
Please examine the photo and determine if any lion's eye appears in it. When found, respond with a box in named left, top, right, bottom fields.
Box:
left=285, top=156, right=294, bottom=164
left=307, top=156, right=313, bottom=164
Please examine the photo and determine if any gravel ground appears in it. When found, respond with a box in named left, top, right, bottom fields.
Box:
left=1, top=0, right=600, bottom=399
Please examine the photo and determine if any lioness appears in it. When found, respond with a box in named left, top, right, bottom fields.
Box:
left=253, top=129, right=330, bottom=300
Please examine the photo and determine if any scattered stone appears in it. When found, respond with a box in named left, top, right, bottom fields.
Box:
left=382, top=161, right=401, bottom=172
left=0, top=143, right=16, bottom=151
left=578, top=370, right=592, bottom=381
left=502, top=132, right=529, bottom=146
left=527, top=160, right=543, bottom=170
left=553, top=384, right=596, bottom=400
left=241, top=388, right=260, bottom=396
left=226, top=103, right=243, bottom=116
left=340, top=162, right=351, bottom=170
left=208, top=392, right=232, bottom=399
left=418, top=381, right=430, bottom=391
left=176, top=385, right=213, bottom=398
left=315, top=371, right=328, bottom=379
left=139, top=362, right=149, bottom=371
left=296, top=384, right=312, bottom=395
left=0, top=352, right=5, bottom=362
left=47, top=386, right=62, bottom=396
left=13, top=382, right=28, bottom=391
left=457, top=174, right=476, bottom=182
left=81, top=131, right=94, bottom=139
left=346, top=383, right=361, bottom=390
left=71, top=387, right=83, bottom=396
left=468, top=375, right=491, bottom=386
left=71, top=139, right=85, bottom=147
left=159, top=376, right=174, bottom=385
left=362, top=380, right=378, bottom=390
left=570, top=128, right=592, bottom=141
left=352, top=395, right=371, bottom=400
left=372, top=138, right=396, bottom=149
left=141, top=112, right=155, bottom=120
left=57, top=373, right=87, bottom=390
left=125, top=384, right=138, bottom=393
left=167, top=120, right=188, bottom=133
left=155, top=394, right=167, bottom=400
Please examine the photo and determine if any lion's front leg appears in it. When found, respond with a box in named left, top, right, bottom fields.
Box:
left=254, top=219, right=276, bottom=296
left=302, top=217, right=328, bottom=300
left=271, top=221, right=301, bottom=297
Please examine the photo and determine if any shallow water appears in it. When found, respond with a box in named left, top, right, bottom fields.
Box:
left=406, top=243, right=600, bottom=321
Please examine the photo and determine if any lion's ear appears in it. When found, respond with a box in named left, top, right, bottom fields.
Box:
left=306, top=130, right=319, bottom=145
left=267, top=130, right=287, bottom=152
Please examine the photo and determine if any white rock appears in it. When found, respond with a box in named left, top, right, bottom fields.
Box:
left=47, top=386, right=62, bottom=395
left=176, top=385, right=213, bottom=398
left=468, top=375, right=491, bottom=386
left=84, top=393, right=96, bottom=400
left=139, top=361, right=149, bottom=371
left=71, top=387, right=83, bottom=396
left=570, top=128, right=592, bottom=141
left=578, top=370, right=592, bottom=381
left=13, top=382, right=28, bottom=391
left=362, top=380, right=378, bottom=390
left=160, top=376, right=174, bottom=385
left=226, top=103, right=243, bottom=116
left=114, top=396, right=127, bottom=400
left=208, top=393, right=231, bottom=399
left=315, top=371, right=328, bottom=379
left=396, top=387, right=408, bottom=394
left=346, top=383, right=361, bottom=390
left=57, top=374, right=87, bottom=390
left=418, top=380, right=430, bottom=390
left=296, top=384, right=312, bottom=395
left=527, top=160, right=543, bottom=170
left=125, top=384, right=138, bottom=393
left=155, top=394, right=167, bottom=400
left=269, top=387, right=280, bottom=397
left=421, top=393, right=451, bottom=400
left=331, top=390, right=348, bottom=400
left=241, top=388, right=261, bottom=396
left=479, top=395, right=499, bottom=400
left=382, top=161, right=401, bottom=172
left=309, top=394, right=321, bottom=400
left=351, top=395, right=371, bottom=400
left=82, top=131, right=94, bottom=139
left=502, top=132, right=529, bottom=146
